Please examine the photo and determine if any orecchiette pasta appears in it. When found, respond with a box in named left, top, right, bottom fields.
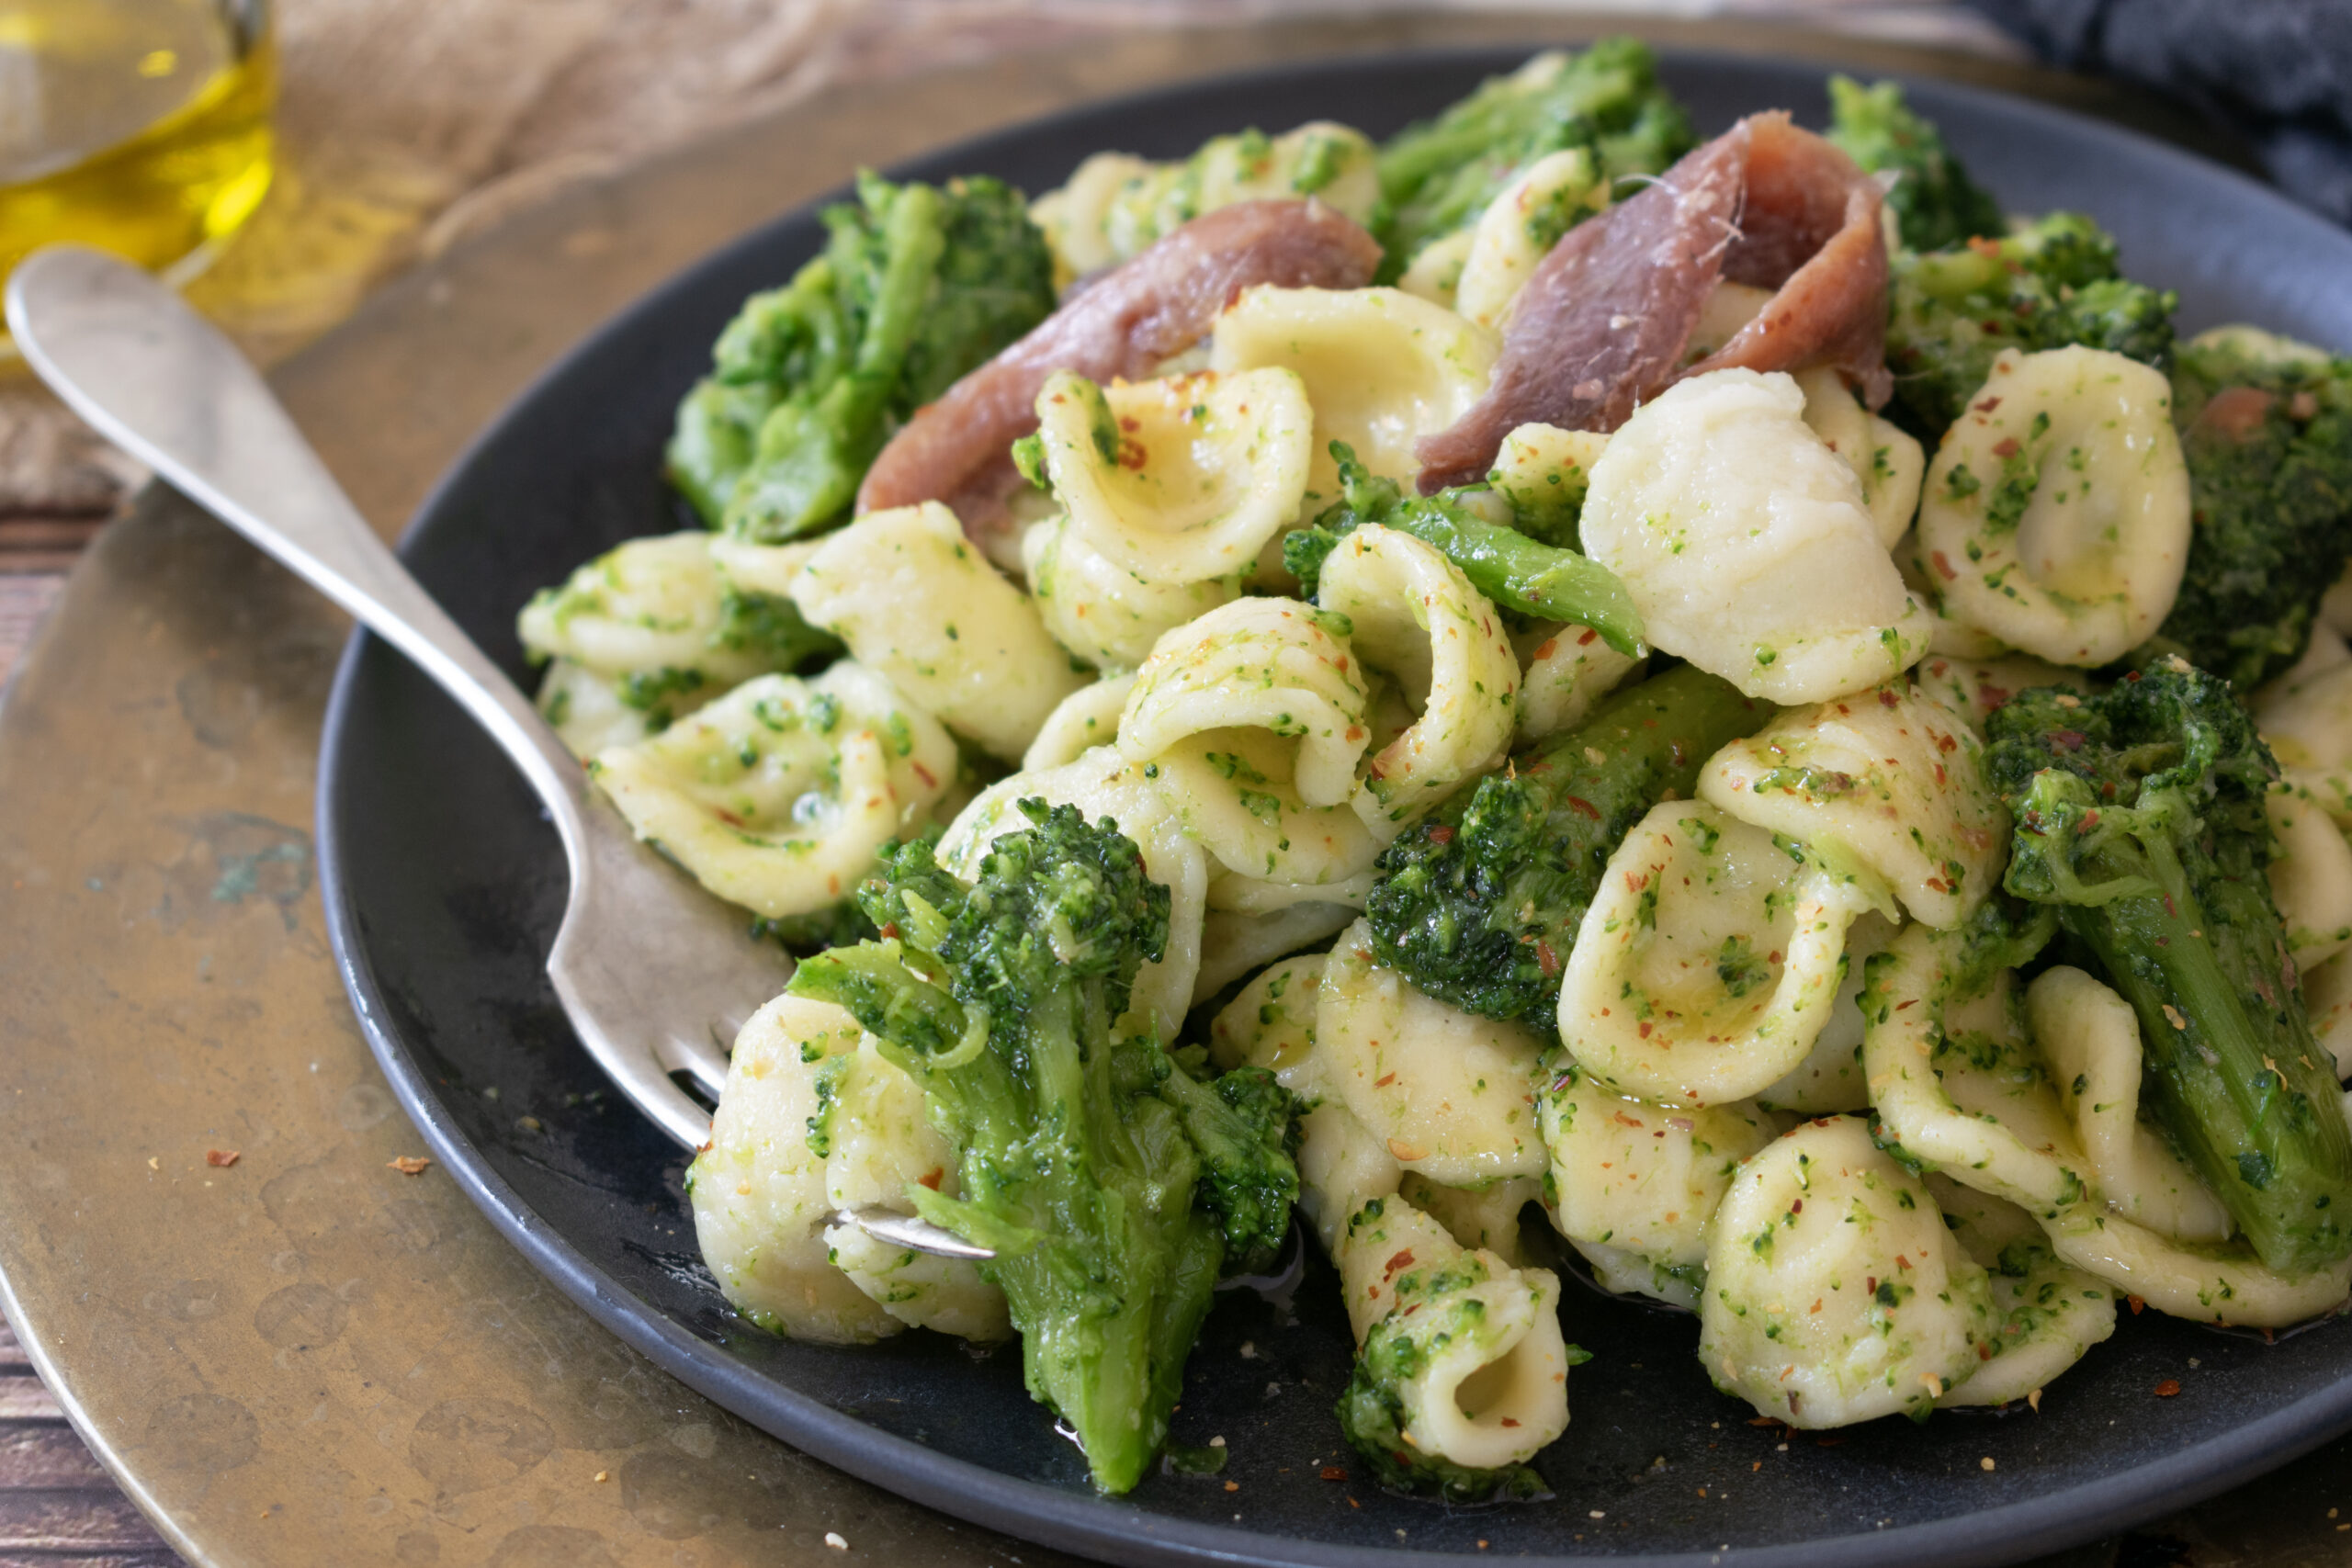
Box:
left=535, top=658, right=658, bottom=759
left=1453, top=149, right=1608, bottom=332
left=1699, top=680, right=2009, bottom=931
left=1035, top=367, right=1313, bottom=585
left=1700, top=1115, right=1997, bottom=1427
left=1907, top=652, right=2092, bottom=735
left=1116, top=595, right=1384, bottom=886
left=1405, top=1172, right=1544, bottom=1264
left=1031, top=122, right=1380, bottom=283
left=1394, top=227, right=1476, bottom=313
left=592, top=662, right=956, bottom=920
left=786, top=501, right=1086, bottom=761
left=1319, top=919, right=1548, bottom=1185
left=1514, top=623, right=1644, bottom=742
left=1488, top=422, right=1609, bottom=544
left=2302, top=948, right=2352, bottom=1078
left=519, top=531, right=760, bottom=684
left=939, top=746, right=1207, bottom=1043
left=2257, top=658, right=2352, bottom=829
left=2025, top=966, right=2233, bottom=1242
left=1793, top=367, right=1924, bottom=549
left=1023, top=672, right=1136, bottom=772
left=1863, top=923, right=2346, bottom=1326
left=1913, top=346, right=2191, bottom=667
left=819, top=1035, right=1012, bottom=1342
left=1541, top=1064, right=1786, bottom=1309
left=1559, top=800, right=1876, bottom=1107
left=1211, top=286, right=1498, bottom=511
left=689, top=996, right=901, bottom=1344
left=1924, top=1178, right=2116, bottom=1408
left=1752, top=911, right=1897, bottom=1115
left=1580, top=368, right=1929, bottom=704
left=1211, top=958, right=1574, bottom=1473
left=1335, top=1196, right=1574, bottom=1471
left=1021, top=513, right=1239, bottom=671
left=1862, top=921, right=2098, bottom=1217
left=1315, top=525, right=1520, bottom=837
left=1192, top=901, right=1359, bottom=1004
left=2267, top=784, right=2352, bottom=968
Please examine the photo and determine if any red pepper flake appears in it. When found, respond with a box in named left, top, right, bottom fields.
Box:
left=388, top=1156, right=432, bottom=1176
left=1991, top=437, right=2020, bottom=459
left=1427, top=825, right=1455, bottom=845
left=2154, top=1379, right=2182, bottom=1398
left=1866, top=1277, right=1879, bottom=1293
left=1931, top=550, right=1959, bottom=581
left=1564, top=795, right=1602, bottom=821
left=1117, top=436, right=1148, bottom=471
left=1385, top=1249, right=1416, bottom=1278
left=2126, top=1295, right=2145, bottom=1315
left=1536, top=942, right=1561, bottom=979
left=1320, top=1467, right=1348, bottom=1482
left=1637, top=1021, right=1654, bottom=1039
left=878, top=921, right=900, bottom=941
left=917, top=1168, right=944, bottom=1190
left=910, top=761, right=938, bottom=791
left=205, top=1149, right=240, bottom=1168
left=1790, top=1199, right=1804, bottom=1214
left=1973, top=395, right=2003, bottom=413
left=1878, top=689, right=1900, bottom=708
left=1577, top=628, right=1600, bottom=647
left=1119, top=416, right=1141, bottom=433
left=1374, top=1072, right=1397, bottom=1089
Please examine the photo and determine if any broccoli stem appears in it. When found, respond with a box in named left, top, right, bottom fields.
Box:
left=1375, top=504, right=1645, bottom=655
left=1285, top=441, right=1646, bottom=655
left=1367, top=663, right=1775, bottom=1027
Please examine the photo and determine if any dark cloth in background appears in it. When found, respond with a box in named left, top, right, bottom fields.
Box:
left=1970, top=0, right=2352, bottom=224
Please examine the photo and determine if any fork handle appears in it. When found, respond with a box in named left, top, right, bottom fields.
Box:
left=4, top=246, right=592, bottom=862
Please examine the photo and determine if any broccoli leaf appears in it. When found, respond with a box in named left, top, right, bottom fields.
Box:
left=1374, top=36, right=1692, bottom=276
left=1885, top=212, right=2178, bottom=441
left=668, top=172, right=1055, bottom=541
left=1825, top=75, right=2005, bottom=254
left=2149, top=331, right=2352, bottom=691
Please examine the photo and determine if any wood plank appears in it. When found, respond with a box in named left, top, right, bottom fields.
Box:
left=0, top=1428, right=119, bottom=1492
left=0, top=1381, right=62, bottom=1424
left=0, top=1490, right=173, bottom=1551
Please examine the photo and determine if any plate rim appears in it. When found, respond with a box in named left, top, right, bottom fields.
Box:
left=315, top=39, right=2352, bottom=1568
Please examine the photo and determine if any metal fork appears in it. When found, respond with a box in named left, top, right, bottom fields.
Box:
left=6, top=246, right=983, bottom=1264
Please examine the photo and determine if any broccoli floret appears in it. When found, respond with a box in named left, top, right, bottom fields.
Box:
left=669, top=171, right=1054, bottom=541
left=2146, top=332, right=2352, bottom=692
left=788, top=801, right=1302, bottom=1493
left=1365, top=665, right=1773, bottom=1030
left=1984, top=661, right=2352, bottom=1275
left=1374, top=37, right=1692, bottom=276
left=1885, top=213, right=2179, bottom=440
left=1283, top=442, right=1645, bottom=654
left=1825, top=75, right=2005, bottom=254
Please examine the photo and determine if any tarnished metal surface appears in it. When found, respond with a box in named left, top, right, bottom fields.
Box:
left=0, top=15, right=2332, bottom=1566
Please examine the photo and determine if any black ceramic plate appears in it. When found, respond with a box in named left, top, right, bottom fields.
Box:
left=317, top=43, right=2352, bottom=1568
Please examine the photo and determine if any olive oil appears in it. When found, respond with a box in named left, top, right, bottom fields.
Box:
left=0, top=0, right=276, bottom=299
